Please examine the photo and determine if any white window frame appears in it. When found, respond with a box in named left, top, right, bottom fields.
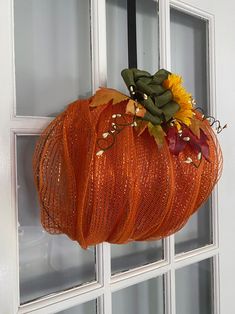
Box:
left=0, top=0, right=220, bottom=313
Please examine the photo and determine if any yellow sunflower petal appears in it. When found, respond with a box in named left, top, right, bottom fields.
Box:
left=163, top=74, right=193, bottom=126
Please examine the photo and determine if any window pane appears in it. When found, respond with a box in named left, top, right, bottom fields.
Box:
left=17, top=136, right=96, bottom=304
left=112, top=276, right=164, bottom=314
left=136, top=0, right=159, bottom=73
left=56, top=300, right=97, bottom=314
left=170, top=8, right=212, bottom=254
left=106, top=0, right=128, bottom=93
left=111, top=241, right=163, bottom=275
left=170, top=9, right=208, bottom=110
left=106, top=0, right=159, bottom=93
left=175, top=202, right=212, bottom=254
left=14, top=0, right=92, bottom=117
left=176, top=259, right=213, bottom=314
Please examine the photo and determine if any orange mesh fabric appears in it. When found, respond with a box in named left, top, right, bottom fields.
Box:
left=33, top=98, right=222, bottom=249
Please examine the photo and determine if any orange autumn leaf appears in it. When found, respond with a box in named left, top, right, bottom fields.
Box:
left=188, top=116, right=203, bottom=138
left=90, top=87, right=130, bottom=107
left=125, top=101, right=146, bottom=118
left=137, top=121, right=148, bottom=136
left=148, top=123, right=166, bottom=148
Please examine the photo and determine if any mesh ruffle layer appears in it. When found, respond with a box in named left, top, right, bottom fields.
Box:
left=33, top=98, right=222, bottom=249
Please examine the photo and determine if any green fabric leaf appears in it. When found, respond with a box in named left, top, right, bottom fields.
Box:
left=142, top=112, right=161, bottom=125
left=148, top=123, right=166, bottom=148
left=147, top=83, right=166, bottom=95
left=121, top=69, right=136, bottom=89
left=135, top=79, right=166, bottom=97
left=132, top=69, right=151, bottom=79
left=155, top=90, right=173, bottom=108
left=152, top=69, right=171, bottom=84
left=161, top=101, right=180, bottom=121
left=141, top=98, right=163, bottom=116
left=137, top=76, right=153, bottom=85
left=136, top=80, right=155, bottom=95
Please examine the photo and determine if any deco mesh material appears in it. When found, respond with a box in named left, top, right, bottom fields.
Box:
left=33, top=98, right=222, bottom=249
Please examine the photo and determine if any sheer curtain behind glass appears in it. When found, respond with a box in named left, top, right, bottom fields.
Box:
left=56, top=300, right=97, bottom=314
left=14, top=0, right=92, bottom=117
left=112, top=276, right=164, bottom=314
left=176, top=259, right=213, bottom=314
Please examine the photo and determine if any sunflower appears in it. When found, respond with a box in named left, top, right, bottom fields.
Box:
left=163, top=74, right=194, bottom=128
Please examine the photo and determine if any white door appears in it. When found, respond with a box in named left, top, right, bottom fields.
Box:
left=0, top=0, right=233, bottom=313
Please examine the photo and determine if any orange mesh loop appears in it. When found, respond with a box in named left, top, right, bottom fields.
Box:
left=33, top=98, right=222, bottom=249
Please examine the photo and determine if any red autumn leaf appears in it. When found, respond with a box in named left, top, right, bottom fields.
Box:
left=166, top=126, right=210, bottom=161
left=197, top=130, right=210, bottom=161
left=167, top=126, right=187, bottom=155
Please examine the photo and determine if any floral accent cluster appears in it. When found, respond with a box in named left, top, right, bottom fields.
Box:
left=92, top=68, right=226, bottom=165
left=121, top=68, right=218, bottom=166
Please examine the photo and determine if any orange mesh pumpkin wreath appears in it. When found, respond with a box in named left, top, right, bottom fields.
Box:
left=33, top=68, right=223, bottom=249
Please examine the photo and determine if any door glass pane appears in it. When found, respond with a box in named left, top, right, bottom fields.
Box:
left=112, top=276, right=164, bottom=314
left=175, top=202, right=212, bottom=254
left=14, top=0, right=92, bottom=117
left=17, top=136, right=96, bottom=304
left=170, top=8, right=212, bottom=254
left=56, top=300, right=97, bottom=314
left=107, top=0, right=162, bottom=273
left=136, top=0, right=159, bottom=73
left=176, top=259, right=213, bottom=314
left=170, top=8, right=208, bottom=110
left=111, top=241, right=163, bottom=275
left=106, top=0, right=159, bottom=93
left=106, top=0, right=128, bottom=93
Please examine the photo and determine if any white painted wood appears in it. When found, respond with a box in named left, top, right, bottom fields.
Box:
left=17, top=286, right=104, bottom=314
left=90, top=1, right=111, bottom=313
left=111, top=261, right=168, bottom=293
left=0, top=0, right=19, bottom=312
left=164, top=272, right=170, bottom=314
left=10, top=117, right=53, bottom=132
left=99, top=243, right=112, bottom=314
left=165, top=271, right=176, bottom=314
left=213, top=254, right=221, bottom=314
left=170, top=0, right=214, bottom=19
left=91, top=0, right=107, bottom=91
left=18, top=283, right=103, bottom=314
left=111, top=247, right=217, bottom=291
left=0, top=0, right=232, bottom=313
left=159, top=1, right=176, bottom=313
left=175, top=245, right=219, bottom=268
left=159, top=0, right=171, bottom=70
left=111, top=259, right=168, bottom=285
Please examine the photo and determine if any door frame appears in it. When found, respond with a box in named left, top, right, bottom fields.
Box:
left=0, top=0, right=221, bottom=313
